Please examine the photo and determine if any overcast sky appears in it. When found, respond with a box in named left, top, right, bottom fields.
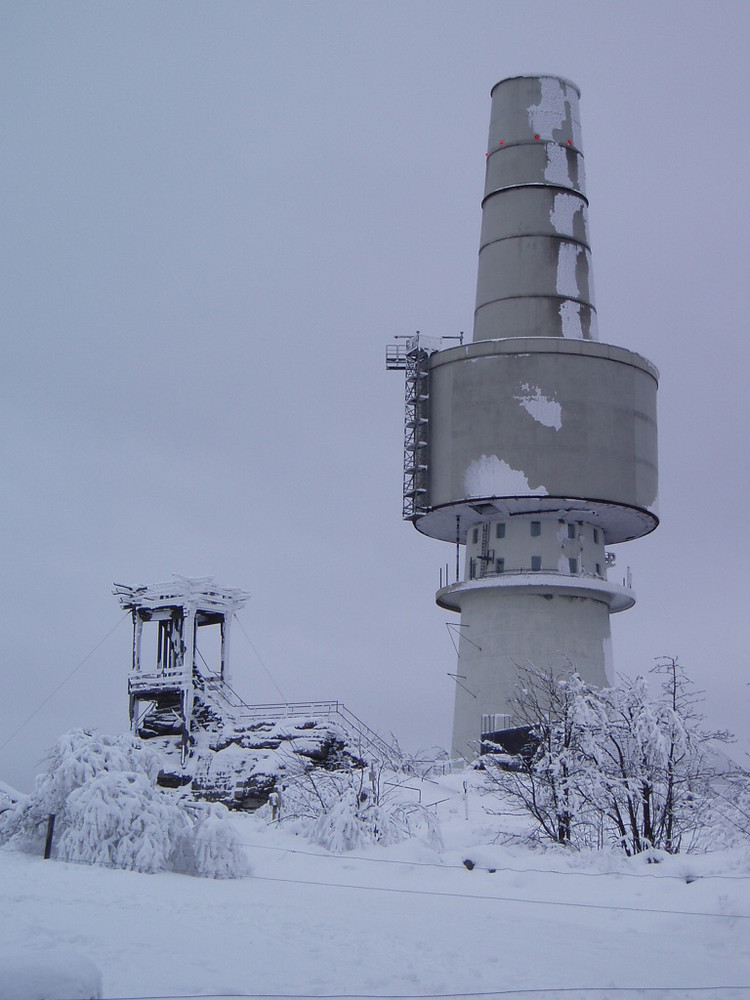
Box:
left=3, top=1, right=749, bottom=791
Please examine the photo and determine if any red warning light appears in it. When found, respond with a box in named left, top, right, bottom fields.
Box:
left=568, top=139, right=573, bottom=145
left=499, top=139, right=504, bottom=145
left=534, top=134, right=540, bottom=140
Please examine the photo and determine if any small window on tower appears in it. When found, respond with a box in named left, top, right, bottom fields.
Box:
left=496, top=558, right=505, bottom=574
left=472, top=528, right=479, bottom=545
left=596, top=562, right=602, bottom=576
left=530, top=521, right=541, bottom=537
left=593, top=528, right=601, bottom=544
left=568, top=557, right=578, bottom=574
left=469, top=558, right=477, bottom=579
left=567, top=523, right=576, bottom=540
left=496, top=523, right=505, bottom=539
left=531, top=556, right=542, bottom=571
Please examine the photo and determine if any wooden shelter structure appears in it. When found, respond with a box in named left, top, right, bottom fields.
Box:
left=114, top=577, right=248, bottom=757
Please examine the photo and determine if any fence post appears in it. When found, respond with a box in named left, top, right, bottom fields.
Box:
left=43, top=814, right=56, bottom=859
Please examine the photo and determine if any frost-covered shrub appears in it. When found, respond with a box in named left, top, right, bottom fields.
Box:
left=675, top=758, right=750, bottom=851
left=0, top=729, right=163, bottom=854
left=0, top=780, right=22, bottom=817
left=277, top=764, right=442, bottom=853
left=310, top=787, right=403, bottom=851
left=192, top=803, right=252, bottom=877
left=0, top=729, right=250, bottom=877
left=56, top=771, right=191, bottom=873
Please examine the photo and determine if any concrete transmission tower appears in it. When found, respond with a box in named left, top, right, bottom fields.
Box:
left=387, top=75, right=659, bottom=761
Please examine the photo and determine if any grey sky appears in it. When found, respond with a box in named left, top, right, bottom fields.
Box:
left=2, top=1, right=749, bottom=791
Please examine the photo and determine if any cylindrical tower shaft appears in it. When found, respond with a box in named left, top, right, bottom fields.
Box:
left=475, top=76, right=597, bottom=342
left=392, top=75, right=660, bottom=760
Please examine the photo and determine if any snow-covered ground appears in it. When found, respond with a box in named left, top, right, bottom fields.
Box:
left=2, top=771, right=750, bottom=1000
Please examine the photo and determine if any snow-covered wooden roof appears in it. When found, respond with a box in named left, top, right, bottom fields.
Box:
left=113, top=575, right=249, bottom=615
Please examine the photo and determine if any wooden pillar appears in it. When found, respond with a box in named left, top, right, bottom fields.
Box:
left=132, top=613, right=143, bottom=674
left=181, top=606, right=196, bottom=733
left=220, top=615, right=232, bottom=685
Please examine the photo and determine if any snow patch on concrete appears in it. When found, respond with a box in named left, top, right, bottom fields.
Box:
left=569, top=89, right=583, bottom=148
left=559, top=300, right=584, bottom=339
left=464, top=455, right=548, bottom=498
left=527, top=77, right=566, bottom=140
left=577, top=152, right=587, bottom=192
left=544, top=142, right=570, bottom=185
left=515, top=384, right=562, bottom=430
left=550, top=192, right=580, bottom=236
left=590, top=316, right=599, bottom=340
left=556, top=243, right=580, bottom=297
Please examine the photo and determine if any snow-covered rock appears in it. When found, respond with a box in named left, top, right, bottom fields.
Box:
left=165, top=706, right=366, bottom=810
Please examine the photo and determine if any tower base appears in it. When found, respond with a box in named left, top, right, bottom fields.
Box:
left=446, top=584, right=616, bottom=761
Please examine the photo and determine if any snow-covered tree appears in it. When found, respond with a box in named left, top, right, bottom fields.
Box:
left=0, top=729, right=163, bottom=855
left=56, top=770, right=191, bottom=873
left=484, top=660, right=737, bottom=855
left=483, top=666, right=596, bottom=847
left=576, top=659, right=731, bottom=855
left=710, top=766, right=750, bottom=846
left=0, top=729, right=250, bottom=876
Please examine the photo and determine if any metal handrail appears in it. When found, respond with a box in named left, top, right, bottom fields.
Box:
left=447, top=566, right=633, bottom=587
left=194, top=669, right=401, bottom=763
left=232, top=699, right=341, bottom=720
left=335, top=703, right=400, bottom=762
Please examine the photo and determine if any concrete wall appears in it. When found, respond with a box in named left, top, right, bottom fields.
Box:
left=422, top=338, right=658, bottom=545
left=464, top=516, right=606, bottom=579
left=475, top=75, right=595, bottom=342
left=476, top=183, right=597, bottom=341
left=450, top=586, right=612, bottom=759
